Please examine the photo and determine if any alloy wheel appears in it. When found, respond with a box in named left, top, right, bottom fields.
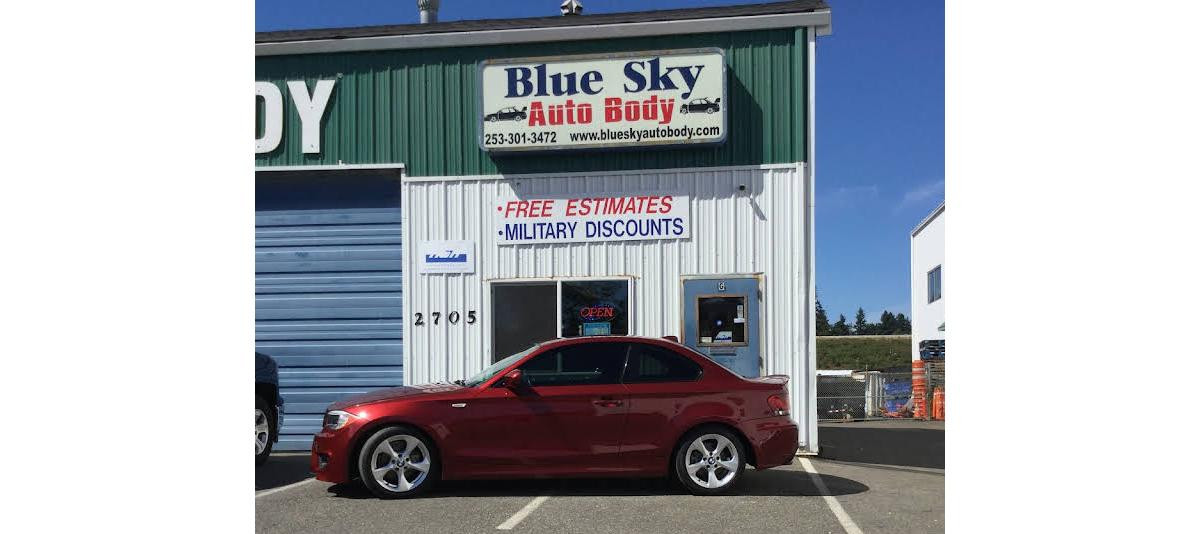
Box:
left=684, top=433, right=739, bottom=489
left=369, top=435, right=432, bottom=493
left=255, top=408, right=270, bottom=455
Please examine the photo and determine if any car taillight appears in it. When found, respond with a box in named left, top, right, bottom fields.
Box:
left=767, top=394, right=790, bottom=416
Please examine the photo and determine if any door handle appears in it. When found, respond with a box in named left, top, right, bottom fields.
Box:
left=593, top=398, right=623, bottom=407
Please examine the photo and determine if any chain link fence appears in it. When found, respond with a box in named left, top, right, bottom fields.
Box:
left=817, top=365, right=945, bottom=421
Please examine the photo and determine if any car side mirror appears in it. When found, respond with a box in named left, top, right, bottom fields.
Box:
left=500, top=369, right=526, bottom=390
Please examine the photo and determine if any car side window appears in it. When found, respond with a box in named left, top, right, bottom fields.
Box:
left=623, top=343, right=702, bottom=383
left=519, top=343, right=629, bottom=387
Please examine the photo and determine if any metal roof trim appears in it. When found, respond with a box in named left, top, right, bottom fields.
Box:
left=256, top=10, right=831, bottom=56
left=911, top=201, right=946, bottom=237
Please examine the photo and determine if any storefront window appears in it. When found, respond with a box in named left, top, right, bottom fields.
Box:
left=696, top=295, right=747, bottom=346
left=560, top=280, right=630, bottom=337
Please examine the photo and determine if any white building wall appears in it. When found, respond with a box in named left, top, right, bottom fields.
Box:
left=910, top=203, right=945, bottom=360
left=401, top=162, right=817, bottom=453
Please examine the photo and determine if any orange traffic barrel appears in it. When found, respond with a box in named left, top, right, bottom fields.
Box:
left=932, top=386, right=945, bottom=420
left=912, top=360, right=928, bottom=419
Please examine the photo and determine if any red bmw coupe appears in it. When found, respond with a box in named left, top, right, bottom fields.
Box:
left=310, top=336, right=798, bottom=498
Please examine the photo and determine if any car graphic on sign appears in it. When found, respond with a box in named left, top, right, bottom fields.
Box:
left=679, top=97, right=721, bottom=114
left=484, top=106, right=528, bottom=122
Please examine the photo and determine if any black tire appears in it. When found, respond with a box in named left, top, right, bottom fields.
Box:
left=672, top=425, right=747, bottom=496
left=706, top=107, right=715, bottom=114
left=255, top=395, right=274, bottom=466
left=357, top=425, right=440, bottom=499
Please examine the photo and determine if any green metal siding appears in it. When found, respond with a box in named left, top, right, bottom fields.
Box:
left=255, top=28, right=808, bottom=176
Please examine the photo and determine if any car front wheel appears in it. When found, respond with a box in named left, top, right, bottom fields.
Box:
left=255, top=396, right=274, bottom=466
left=358, top=426, right=440, bottom=499
left=673, top=426, right=746, bottom=495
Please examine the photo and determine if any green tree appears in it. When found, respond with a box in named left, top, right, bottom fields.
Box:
left=895, top=313, right=912, bottom=334
left=832, top=314, right=851, bottom=336
left=854, top=307, right=869, bottom=335
left=815, top=298, right=832, bottom=336
left=880, top=310, right=897, bottom=334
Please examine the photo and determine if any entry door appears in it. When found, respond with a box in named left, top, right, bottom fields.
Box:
left=492, top=283, right=557, bottom=362
left=681, top=276, right=761, bottom=377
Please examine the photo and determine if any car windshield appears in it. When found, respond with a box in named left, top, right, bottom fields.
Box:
left=462, top=345, right=538, bottom=387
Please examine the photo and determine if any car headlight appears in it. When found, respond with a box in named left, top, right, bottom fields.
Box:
left=322, top=410, right=359, bottom=430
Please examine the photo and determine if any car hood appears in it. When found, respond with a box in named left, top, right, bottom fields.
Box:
left=327, top=383, right=467, bottom=411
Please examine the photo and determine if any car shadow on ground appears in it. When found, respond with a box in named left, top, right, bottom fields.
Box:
left=326, top=466, right=868, bottom=499
left=256, top=454, right=313, bottom=491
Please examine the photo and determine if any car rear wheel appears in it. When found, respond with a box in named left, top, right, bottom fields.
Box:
left=357, top=426, right=440, bottom=499
left=673, top=426, right=746, bottom=495
left=255, top=396, right=274, bottom=466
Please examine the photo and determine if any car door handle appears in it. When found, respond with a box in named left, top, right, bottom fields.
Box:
left=593, top=399, right=623, bottom=407
left=451, top=403, right=467, bottom=408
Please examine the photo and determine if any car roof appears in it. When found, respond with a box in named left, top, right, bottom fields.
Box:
left=537, top=335, right=685, bottom=349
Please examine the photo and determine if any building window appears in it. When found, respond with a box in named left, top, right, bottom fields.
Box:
left=561, top=279, right=630, bottom=338
left=927, top=265, right=942, bottom=303
left=696, top=295, right=748, bottom=346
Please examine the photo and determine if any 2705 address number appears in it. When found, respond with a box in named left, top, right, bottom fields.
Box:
left=483, top=132, right=557, bottom=146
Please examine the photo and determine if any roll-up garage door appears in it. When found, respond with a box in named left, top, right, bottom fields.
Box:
left=255, top=170, right=404, bottom=451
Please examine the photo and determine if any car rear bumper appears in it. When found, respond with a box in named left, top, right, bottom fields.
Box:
left=739, top=416, right=799, bottom=469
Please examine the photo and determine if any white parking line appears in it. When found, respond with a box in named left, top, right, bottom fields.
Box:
left=255, top=478, right=315, bottom=499
left=799, top=458, right=864, bottom=534
left=496, top=495, right=550, bottom=530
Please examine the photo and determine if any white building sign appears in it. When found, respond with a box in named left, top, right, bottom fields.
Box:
left=494, top=193, right=690, bottom=245
left=254, top=79, right=336, bottom=154
left=479, top=49, right=726, bottom=153
left=418, top=240, right=475, bottom=274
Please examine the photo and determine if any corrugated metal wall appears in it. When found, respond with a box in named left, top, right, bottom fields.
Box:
left=255, top=28, right=808, bottom=176
left=401, top=163, right=816, bottom=452
left=256, top=171, right=404, bottom=451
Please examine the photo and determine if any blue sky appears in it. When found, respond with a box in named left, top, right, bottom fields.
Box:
left=256, top=0, right=945, bottom=322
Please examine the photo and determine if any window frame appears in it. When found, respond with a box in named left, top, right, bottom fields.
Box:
left=487, top=276, right=635, bottom=363
left=927, top=265, right=942, bottom=304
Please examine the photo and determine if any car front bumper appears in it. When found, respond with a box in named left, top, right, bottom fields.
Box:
left=310, top=426, right=359, bottom=484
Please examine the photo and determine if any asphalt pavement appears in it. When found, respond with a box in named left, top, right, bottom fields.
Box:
left=256, top=421, right=944, bottom=533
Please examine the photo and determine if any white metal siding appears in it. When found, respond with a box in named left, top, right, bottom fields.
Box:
left=402, top=163, right=816, bottom=453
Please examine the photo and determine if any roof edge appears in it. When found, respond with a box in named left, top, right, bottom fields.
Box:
left=256, top=9, right=831, bottom=57
left=911, top=201, right=945, bottom=237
